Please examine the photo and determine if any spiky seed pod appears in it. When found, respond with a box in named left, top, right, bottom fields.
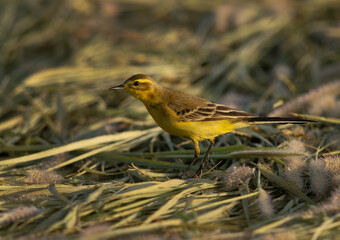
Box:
left=223, top=165, right=255, bottom=190
left=309, top=159, right=331, bottom=197
left=0, top=206, right=42, bottom=227
left=282, top=139, right=307, bottom=190
left=284, top=139, right=306, bottom=168
left=27, top=168, right=64, bottom=184
left=332, top=174, right=340, bottom=187
left=258, top=189, right=274, bottom=218
left=323, top=155, right=340, bottom=175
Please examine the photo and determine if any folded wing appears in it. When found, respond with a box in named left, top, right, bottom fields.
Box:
left=169, top=102, right=254, bottom=122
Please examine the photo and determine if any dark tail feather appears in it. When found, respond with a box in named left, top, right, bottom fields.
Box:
left=245, top=117, right=315, bottom=125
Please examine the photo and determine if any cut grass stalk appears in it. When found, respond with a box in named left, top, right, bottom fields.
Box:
left=259, top=164, right=314, bottom=204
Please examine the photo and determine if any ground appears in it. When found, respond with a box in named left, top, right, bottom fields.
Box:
left=0, top=0, right=340, bottom=239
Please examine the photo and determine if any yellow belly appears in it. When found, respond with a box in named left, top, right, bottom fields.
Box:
left=174, top=120, right=249, bottom=141
left=144, top=102, right=249, bottom=142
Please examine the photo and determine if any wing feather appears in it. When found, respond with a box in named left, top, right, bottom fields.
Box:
left=168, top=101, right=254, bottom=122
left=164, top=88, right=254, bottom=122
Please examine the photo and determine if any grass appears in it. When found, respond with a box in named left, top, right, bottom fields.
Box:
left=0, top=0, right=340, bottom=239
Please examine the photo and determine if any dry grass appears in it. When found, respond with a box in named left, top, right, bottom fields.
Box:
left=0, top=0, right=340, bottom=239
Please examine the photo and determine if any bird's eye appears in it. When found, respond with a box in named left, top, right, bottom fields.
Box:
left=133, top=81, right=140, bottom=86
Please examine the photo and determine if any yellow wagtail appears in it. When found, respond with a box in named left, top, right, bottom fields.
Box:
left=110, top=74, right=312, bottom=177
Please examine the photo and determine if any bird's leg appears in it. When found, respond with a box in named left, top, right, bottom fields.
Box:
left=181, top=140, right=200, bottom=179
left=194, top=139, right=215, bottom=178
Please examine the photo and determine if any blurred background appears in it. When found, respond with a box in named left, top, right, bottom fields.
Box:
left=1, top=1, right=340, bottom=239
left=1, top=0, right=340, bottom=146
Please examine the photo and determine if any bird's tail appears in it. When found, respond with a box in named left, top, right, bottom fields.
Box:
left=244, top=117, right=314, bottom=125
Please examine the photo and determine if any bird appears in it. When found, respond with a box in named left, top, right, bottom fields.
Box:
left=110, top=74, right=312, bottom=178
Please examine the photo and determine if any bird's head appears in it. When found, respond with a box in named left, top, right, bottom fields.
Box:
left=110, top=74, right=159, bottom=102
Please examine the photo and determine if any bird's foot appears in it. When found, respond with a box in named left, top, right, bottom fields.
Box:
left=193, top=167, right=203, bottom=178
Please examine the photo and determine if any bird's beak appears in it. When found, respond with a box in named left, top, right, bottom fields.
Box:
left=110, top=84, right=125, bottom=90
